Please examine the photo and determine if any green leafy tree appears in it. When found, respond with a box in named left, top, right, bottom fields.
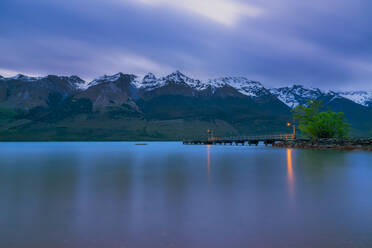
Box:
left=293, top=100, right=350, bottom=139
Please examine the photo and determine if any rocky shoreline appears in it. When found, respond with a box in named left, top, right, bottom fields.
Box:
left=273, top=138, right=372, bottom=151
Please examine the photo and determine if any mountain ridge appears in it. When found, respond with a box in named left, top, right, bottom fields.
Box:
left=1, top=71, right=371, bottom=140
left=1, top=71, right=371, bottom=108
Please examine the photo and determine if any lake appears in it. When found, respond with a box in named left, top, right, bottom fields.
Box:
left=0, top=142, right=371, bottom=248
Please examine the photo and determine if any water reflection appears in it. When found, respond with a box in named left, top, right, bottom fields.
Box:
left=286, top=149, right=294, bottom=198
left=207, top=145, right=211, bottom=182
left=0, top=142, right=371, bottom=248
left=207, top=145, right=211, bottom=175
left=298, top=149, right=348, bottom=177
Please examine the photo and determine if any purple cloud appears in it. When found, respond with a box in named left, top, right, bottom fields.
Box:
left=0, top=0, right=371, bottom=90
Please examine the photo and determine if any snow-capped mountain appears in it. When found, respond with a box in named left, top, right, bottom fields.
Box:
left=269, top=85, right=325, bottom=108
left=96, top=71, right=270, bottom=97
left=87, top=73, right=132, bottom=89
left=8, top=74, right=43, bottom=82
left=338, top=91, right=372, bottom=107
left=77, top=73, right=138, bottom=110
left=133, top=71, right=204, bottom=91
left=1, top=72, right=371, bottom=109
left=0, top=74, right=87, bottom=108
left=205, top=77, right=269, bottom=97
left=1, top=74, right=87, bottom=91
left=268, top=85, right=368, bottom=109
left=66, top=75, right=88, bottom=90
left=2, top=71, right=371, bottom=140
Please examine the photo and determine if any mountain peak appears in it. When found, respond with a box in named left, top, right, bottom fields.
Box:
left=14, top=74, right=26, bottom=79
left=9, top=74, right=42, bottom=82
left=67, top=75, right=87, bottom=90
left=88, top=72, right=128, bottom=88
left=143, top=72, right=156, bottom=82
left=165, top=70, right=190, bottom=82
left=85, top=72, right=141, bottom=90
left=69, top=75, right=84, bottom=83
left=169, top=70, right=184, bottom=76
left=206, top=77, right=266, bottom=97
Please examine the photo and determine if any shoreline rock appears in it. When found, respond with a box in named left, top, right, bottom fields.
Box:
left=273, top=138, right=372, bottom=151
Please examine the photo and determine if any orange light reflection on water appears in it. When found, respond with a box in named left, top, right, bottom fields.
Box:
left=207, top=145, right=211, bottom=178
left=287, top=148, right=295, bottom=198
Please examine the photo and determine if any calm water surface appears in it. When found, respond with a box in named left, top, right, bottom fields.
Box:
left=0, top=142, right=371, bottom=248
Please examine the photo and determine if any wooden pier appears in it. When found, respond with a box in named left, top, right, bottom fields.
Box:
left=183, top=134, right=295, bottom=146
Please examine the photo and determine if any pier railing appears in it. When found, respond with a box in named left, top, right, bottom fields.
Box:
left=211, top=134, right=295, bottom=141
left=183, top=133, right=295, bottom=144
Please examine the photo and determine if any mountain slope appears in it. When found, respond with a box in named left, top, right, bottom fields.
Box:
left=0, top=74, right=85, bottom=109
left=324, top=97, right=372, bottom=137
left=338, top=91, right=372, bottom=107
left=75, top=73, right=139, bottom=110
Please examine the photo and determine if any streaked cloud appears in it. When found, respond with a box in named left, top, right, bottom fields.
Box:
left=131, top=0, right=263, bottom=26
left=101, top=53, right=175, bottom=78
left=0, top=68, right=40, bottom=78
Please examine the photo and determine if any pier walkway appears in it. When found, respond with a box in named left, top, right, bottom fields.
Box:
left=183, top=134, right=295, bottom=146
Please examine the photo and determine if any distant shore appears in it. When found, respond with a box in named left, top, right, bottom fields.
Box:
left=274, top=138, right=372, bottom=151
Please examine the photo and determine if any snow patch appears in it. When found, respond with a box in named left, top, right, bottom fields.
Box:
left=338, top=91, right=372, bottom=107
left=269, top=85, right=324, bottom=108
left=206, top=77, right=266, bottom=97
left=133, top=71, right=267, bottom=97
left=88, top=73, right=125, bottom=88
left=9, top=74, right=43, bottom=82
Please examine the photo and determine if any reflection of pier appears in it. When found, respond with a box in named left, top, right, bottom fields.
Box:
left=183, top=134, right=295, bottom=146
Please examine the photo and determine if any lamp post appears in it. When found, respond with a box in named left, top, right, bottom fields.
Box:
left=207, top=129, right=213, bottom=141
left=287, top=122, right=296, bottom=139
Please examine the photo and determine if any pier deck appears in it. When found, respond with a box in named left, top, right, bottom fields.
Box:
left=183, top=134, right=295, bottom=146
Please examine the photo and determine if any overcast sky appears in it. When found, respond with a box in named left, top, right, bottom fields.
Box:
left=0, top=0, right=371, bottom=90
